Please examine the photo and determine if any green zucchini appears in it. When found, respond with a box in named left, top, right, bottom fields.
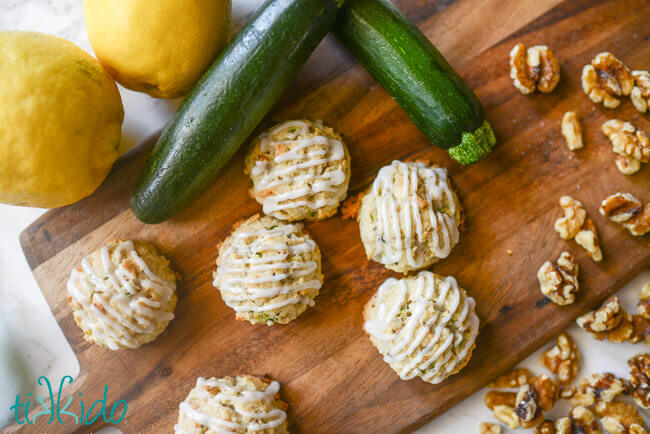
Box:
left=131, top=0, right=343, bottom=223
left=334, top=0, right=496, bottom=165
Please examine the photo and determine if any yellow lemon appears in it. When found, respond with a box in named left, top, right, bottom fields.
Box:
left=83, top=0, right=231, bottom=99
left=0, top=32, right=123, bottom=208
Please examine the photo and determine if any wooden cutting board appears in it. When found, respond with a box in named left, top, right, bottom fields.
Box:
left=15, top=0, right=650, bottom=432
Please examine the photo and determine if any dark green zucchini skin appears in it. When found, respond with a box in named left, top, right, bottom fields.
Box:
left=131, top=0, right=343, bottom=224
left=334, top=0, right=495, bottom=164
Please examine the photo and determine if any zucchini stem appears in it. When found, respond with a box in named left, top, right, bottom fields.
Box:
left=447, top=120, right=496, bottom=165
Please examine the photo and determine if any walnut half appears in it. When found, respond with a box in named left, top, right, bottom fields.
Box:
left=631, top=70, right=650, bottom=113
left=541, top=332, right=580, bottom=386
left=554, top=196, right=602, bottom=261
left=594, top=401, right=646, bottom=434
left=602, top=119, right=650, bottom=164
left=556, top=406, right=600, bottom=434
left=510, top=43, right=560, bottom=94
left=561, top=111, right=584, bottom=151
left=628, top=354, right=650, bottom=409
left=538, top=252, right=579, bottom=306
left=599, top=192, right=650, bottom=237
left=582, top=52, right=634, bottom=108
left=566, top=373, right=627, bottom=407
left=576, top=296, right=634, bottom=343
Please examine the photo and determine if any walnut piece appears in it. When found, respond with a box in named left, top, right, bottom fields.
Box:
left=638, top=283, right=650, bottom=319
left=479, top=422, right=502, bottom=434
left=554, top=196, right=603, bottom=261
left=542, top=332, right=580, bottom=386
left=536, top=420, right=556, bottom=434
left=615, top=155, right=642, bottom=176
left=594, top=401, right=646, bottom=434
left=577, top=297, right=635, bottom=343
left=602, top=119, right=650, bottom=163
left=556, top=407, right=601, bottom=434
left=567, top=373, right=627, bottom=407
left=516, top=384, right=541, bottom=426
left=628, top=354, right=650, bottom=409
left=631, top=70, right=650, bottom=113
left=531, top=374, right=560, bottom=412
left=599, top=192, right=650, bottom=237
left=629, top=314, right=650, bottom=345
left=555, top=196, right=587, bottom=240
left=538, top=252, right=579, bottom=305
left=575, top=219, right=603, bottom=262
left=488, top=368, right=534, bottom=388
left=493, top=404, right=519, bottom=429
left=485, top=390, right=516, bottom=410
left=562, top=111, right=584, bottom=151
left=582, top=52, right=634, bottom=108
left=510, top=43, right=560, bottom=94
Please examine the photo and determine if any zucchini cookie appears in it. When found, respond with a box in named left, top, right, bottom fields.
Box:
left=245, top=119, right=351, bottom=221
left=213, top=214, right=323, bottom=325
left=358, top=160, right=462, bottom=273
left=363, top=271, right=479, bottom=384
left=174, top=375, right=288, bottom=434
left=66, top=239, right=177, bottom=350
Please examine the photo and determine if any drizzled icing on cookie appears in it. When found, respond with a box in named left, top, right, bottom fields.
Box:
left=66, top=240, right=176, bottom=350
left=370, top=160, right=459, bottom=268
left=213, top=222, right=321, bottom=313
left=250, top=120, right=347, bottom=218
left=174, top=377, right=286, bottom=434
left=364, top=271, right=479, bottom=384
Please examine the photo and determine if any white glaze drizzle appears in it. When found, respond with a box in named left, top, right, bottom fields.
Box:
left=175, top=378, right=286, bottom=433
left=370, top=160, right=459, bottom=268
left=66, top=241, right=176, bottom=350
left=251, top=120, right=347, bottom=217
left=364, top=271, right=479, bottom=384
left=213, top=222, right=321, bottom=313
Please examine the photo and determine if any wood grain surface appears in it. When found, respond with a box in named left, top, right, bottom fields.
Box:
left=14, top=0, right=650, bottom=432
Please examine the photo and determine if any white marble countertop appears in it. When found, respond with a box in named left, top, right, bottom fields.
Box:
left=0, top=1, right=648, bottom=433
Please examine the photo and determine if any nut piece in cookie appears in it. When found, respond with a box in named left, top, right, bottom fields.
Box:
left=537, top=252, right=579, bottom=306
left=628, top=354, right=650, bottom=409
left=594, top=400, right=645, bottom=434
left=582, top=52, right=634, bottom=108
left=175, top=375, right=289, bottom=434
left=631, top=70, right=650, bottom=113
left=599, top=192, right=650, bottom=237
left=509, top=43, right=560, bottom=94
left=479, top=422, right=502, bottom=434
left=576, top=296, right=635, bottom=343
left=363, top=271, right=479, bottom=384
left=213, top=214, right=323, bottom=325
left=561, top=111, right=584, bottom=151
left=541, top=332, right=580, bottom=386
left=67, top=239, right=178, bottom=350
left=244, top=119, right=351, bottom=221
left=602, top=119, right=650, bottom=164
